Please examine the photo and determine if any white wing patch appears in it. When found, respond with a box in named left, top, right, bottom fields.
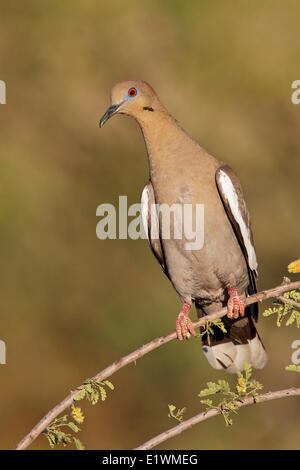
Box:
left=218, top=170, right=258, bottom=271
left=141, top=184, right=160, bottom=242
left=141, top=185, right=150, bottom=241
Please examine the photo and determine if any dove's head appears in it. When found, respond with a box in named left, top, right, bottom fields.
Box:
left=99, top=80, right=164, bottom=127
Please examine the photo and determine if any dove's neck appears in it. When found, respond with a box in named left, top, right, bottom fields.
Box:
left=136, top=110, right=197, bottom=177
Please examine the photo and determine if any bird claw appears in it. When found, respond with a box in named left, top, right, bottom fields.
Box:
left=227, top=287, right=245, bottom=319
left=176, top=303, right=196, bottom=341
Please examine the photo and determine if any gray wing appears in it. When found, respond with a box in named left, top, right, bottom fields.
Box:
left=141, top=181, right=167, bottom=275
left=215, top=164, right=258, bottom=299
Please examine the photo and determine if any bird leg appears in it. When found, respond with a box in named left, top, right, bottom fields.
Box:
left=176, top=302, right=196, bottom=341
left=227, top=287, right=245, bottom=319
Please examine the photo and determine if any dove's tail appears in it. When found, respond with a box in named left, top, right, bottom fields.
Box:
left=195, top=301, right=267, bottom=374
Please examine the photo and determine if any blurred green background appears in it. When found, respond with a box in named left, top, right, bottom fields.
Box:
left=0, top=0, right=300, bottom=450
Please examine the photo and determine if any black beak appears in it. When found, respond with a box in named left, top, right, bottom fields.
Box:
left=99, top=103, right=122, bottom=128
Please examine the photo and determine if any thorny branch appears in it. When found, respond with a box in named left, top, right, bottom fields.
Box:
left=14, top=280, right=300, bottom=450
left=135, top=387, right=300, bottom=450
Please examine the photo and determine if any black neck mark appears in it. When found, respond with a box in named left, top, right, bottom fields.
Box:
left=143, top=106, right=154, bottom=112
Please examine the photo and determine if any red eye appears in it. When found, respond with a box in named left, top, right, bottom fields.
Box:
left=128, top=87, right=137, bottom=97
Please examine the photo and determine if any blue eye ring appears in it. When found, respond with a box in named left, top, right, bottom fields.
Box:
left=127, top=87, right=139, bottom=99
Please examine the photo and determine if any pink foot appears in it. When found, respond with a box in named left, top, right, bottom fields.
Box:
left=176, top=302, right=196, bottom=341
left=227, top=287, right=245, bottom=319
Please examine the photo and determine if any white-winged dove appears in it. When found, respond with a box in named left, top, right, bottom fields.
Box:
left=100, top=80, right=267, bottom=373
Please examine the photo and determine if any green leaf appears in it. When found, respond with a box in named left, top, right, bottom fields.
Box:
left=200, top=399, right=213, bottom=407
left=168, top=404, right=186, bottom=422
left=198, top=365, right=263, bottom=427
left=244, top=361, right=252, bottom=382
left=286, top=312, right=295, bottom=326
left=85, top=383, right=93, bottom=394
left=198, top=381, right=225, bottom=397
left=74, top=390, right=86, bottom=401
left=91, top=390, right=99, bottom=405
left=103, top=380, right=115, bottom=390
left=263, top=286, right=300, bottom=329
left=218, top=379, right=230, bottom=393
left=286, top=364, right=300, bottom=373
left=73, top=437, right=85, bottom=450
left=99, top=386, right=107, bottom=402
left=47, top=432, right=56, bottom=448
left=67, top=422, right=80, bottom=433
